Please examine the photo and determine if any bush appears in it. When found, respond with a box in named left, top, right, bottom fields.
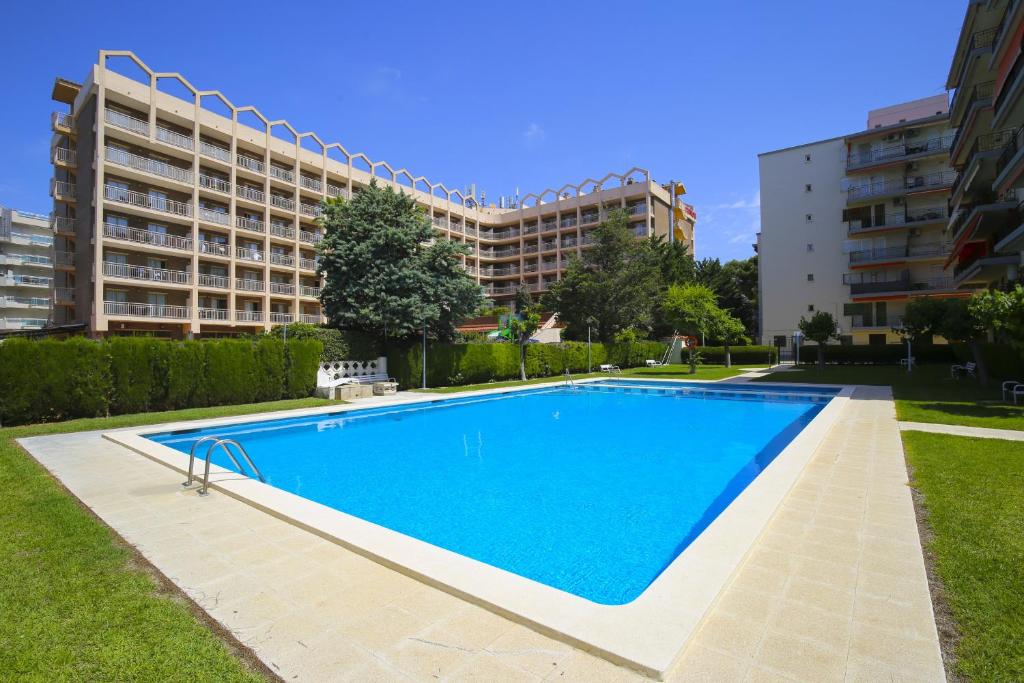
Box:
left=267, top=323, right=379, bottom=362
left=201, top=340, right=257, bottom=406
left=165, top=341, right=208, bottom=410
left=699, top=345, right=777, bottom=365
left=951, top=343, right=1024, bottom=379
left=0, top=338, right=47, bottom=425
left=253, top=337, right=285, bottom=402
left=285, top=339, right=323, bottom=398
left=107, top=337, right=162, bottom=414
left=796, top=343, right=957, bottom=365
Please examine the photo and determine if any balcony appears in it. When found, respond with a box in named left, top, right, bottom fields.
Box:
left=299, top=313, right=321, bottom=324
left=237, top=154, right=265, bottom=174
left=155, top=125, right=194, bottom=151
left=326, top=183, right=345, bottom=198
left=54, top=287, right=75, bottom=304
left=104, top=185, right=191, bottom=217
left=846, top=134, right=954, bottom=171
left=270, top=252, right=295, bottom=267
left=236, top=247, right=265, bottom=262
left=53, top=147, right=76, bottom=167
left=847, top=171, right=955, bottom=202
left=103, top=261, right=191, bottom=285
left=627, top=203, right=648, bottom=216
left=0, top=295, right=50, bottom=309
left=236, top=310, right=264, bottom=322
left=270, top=165, right=295, bottom=183
left=106, top=146, right=193, bottom=184
left=484, top=284, right=517, bottom=296
left=300, top=285, right=321, bottom=298
left=197, top=273, right=229, bottom=289
left=104, top=223, right=193, bottom=251
left=104, top=108, right=149, bottom=137
left=300, top=202, right=322, bottom=218
left=236, top=184, right=266, bottom=203
left=1, top=252, right=52, bottom=268
left=848, top=243, right=947, bottom=265
left=51, top=179, right=75, bottom=201
left=198, top=240, right=230, bottom=258
left=270, top=312, right=293, bottom=323
left=299, top=229, right=321, bottom=244
left=104, top=300, right=189, bottom=319
left=271, top=194, right=295, bottom=211
left=269, top=282, right=295, bottom=295
left=581, top=212, right=600, bottom=225
left=0, top=317, right=48, bottom=330
left=13, top=228, right=55, bottom=246
left=842, top=272, right=954, bottom=296
left=270, top=223, right=295, bottom=239
left=55, top=251, right=75, bottom=268
left=199, top=174, right=231, bottom=194
left=199, top=307, right=230, bottom=321
left=52, top=111, right=73, bottom=133
left=560, top=216, right=577, bottom=229
left=236, top=216, right=265, bottom=234
left=199, top=140, right=231, bottom=163
left=540, top=261, right=559, bottom=272
left=850, top=315, right=903, bottom=330
left=996, top=127, right=1024, bottom=178
left=198, top=207, right=229, bottom=226
left=300, top=176, right=322, bottom=193
left=236, top=278, right=265, bottom=292
left=950, top=81, right=995, bottom=146
left=299, top=257, right=318, bottom=271
left=3, top=274, right=51, bottom=288
left=994, top=37, right=1024, bottom=119
left=846, top=205, right=947, bottom=235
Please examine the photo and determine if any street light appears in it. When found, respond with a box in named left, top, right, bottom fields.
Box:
left=793, top=330, right=803, bottom=366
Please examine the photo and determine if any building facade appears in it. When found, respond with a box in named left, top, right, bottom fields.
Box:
left=945, top=0, right=1024, bottom=290
left=0, top=207, right=54, bottom=331
left=50, top=51, right=695, bottom=338
left=759, top=95, right=962, bottom=346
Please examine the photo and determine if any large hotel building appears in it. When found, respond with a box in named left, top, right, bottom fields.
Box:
left=48, top=51, right=695, bottom=338
left=758, top=0, right=1024, bottom=346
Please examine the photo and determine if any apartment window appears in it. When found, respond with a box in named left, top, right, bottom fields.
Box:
left=805, top=184, right=813, bottom=192
left=808, top=304, right=815, bottom=312
left=806, top=243, right=814, bottom=252
left=106, top=289, right=127, bottom=303
left=807, top=273, right=814, bottom=282
left=804, top=154, right=811, bottom=163
left=805, top=214, right=813, bottom=223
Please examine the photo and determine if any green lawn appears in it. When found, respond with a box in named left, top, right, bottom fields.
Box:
left=902, top=432, right=1024, bottom=681
left=0, top=397, right=334, bottom=681
left=754, top=365, right=1024, bottom=431
left=414, top=363, right=765, bottom=393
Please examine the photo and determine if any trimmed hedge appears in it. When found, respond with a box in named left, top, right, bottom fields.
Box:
left=951, top=343, right=1024, bottom=379
left=0, top=336, right=323, bottom=426
left=387, top=340, right=665, bottom=388
left=795, top=343, right=957, bottom=365
left=698, top=345, right=778, bottom=365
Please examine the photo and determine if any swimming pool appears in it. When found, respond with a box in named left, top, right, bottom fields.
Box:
left=146, top=380, right=835, bottom=605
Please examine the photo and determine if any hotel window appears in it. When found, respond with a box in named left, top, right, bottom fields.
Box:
left=805, top=184, right=813, bottom=192
left=807, top=273, right=814, bottom=282
left=806, top=214, right=813, bottom=223
left=804, top=154, right=811, bottom=163
left=808, top=304, right=815, bottom=312
left=806, top=243, right=814, bottom=252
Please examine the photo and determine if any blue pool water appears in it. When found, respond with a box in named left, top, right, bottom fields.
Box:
left=148, top=382, right=832, bottom=604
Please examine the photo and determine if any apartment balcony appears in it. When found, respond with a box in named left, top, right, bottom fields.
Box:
left=299, top=313, right=321, bottom=324
left=523, top=244, right=539, bottom=255
left=300, top=202, right=322, bottom=218
left=846, top=205, right=947, bottom=235
left=0, top=252, right=52, bottom=268
left=197, top=273, right=230, bottom=289
left=199, top=140, right=231, bottom=163
left=103, top=223, right=193, bottom=252
left=198, top=207, right=229, bottom=226
left=842, top=273, right=955, bottom=296
left=299, top=257, right=318, bottom=271
left=155, top=125, right=194, bottom=151
left=848, top=243, right=947, bottom=266
left=54, top=287, right=75, bottom=304
left=199, top=307, right=230, bottom=321
left=562, top=237, right=578, bottom=248
left=480, top=248, right=520, bottom=259
left=996, top=127, right=1024, bottom=179
left=482, top=229, right=520, bottom=241
left=104, top=300, right=189, bottom=319
left=103, top=261, right=191, bottom=286
left=270, top=166, right=295, bottom=183
left=484, top=284, right=517, bottom=296
left=326, top=183, right=345, bottom=198
left=270, top=223, right=296, bottom=239
left=300, top=285, right=321, bottom=298
left=236, top=278, right=265, bottom=292
left=951, top=25, right=999, bottom=91
left=199, top=240, right=231, bottom=258
left=270, top=252, right=295, bottom=267
left=269, top=312, right=293, bottom=323
left=954, top=253, right=1020, bottom=286
left=55, top=251, right=75, bottom=268
left=300, top=176, right=322, bottom=193
left=104, top=184, right=191, bottom=218
left=236, top=216, right=265, bottom=234
left=105, top=146, right=193, bottom=184
left=51, top=179, right=75, bottom=202
left=850, top=315, right=903, bottom=331
left=0, top=295, right=50, bottom=309
left=51, top=111, right=73, bottom=134
left=948, top=198, right=1021, bottom=243
left=199, top=174, right=231, bottom=194
left=53, top=147, right=77, bottom=167
left=104, top=108, right=149, bottom=137
left=0, top=317, right=48, bottom=331
left=541, top=241, right=558, bottom=252
left=2, top=274, right=51, bottom=288
left=540, top=261, right=559, bottom=272
left=236, top=184, right=266, bottom=204
left=269, top=282, right=294, bottom=295
left=627, top=203, right=648, bottom=216
left=560, top=216, right=577, bottom=229
left=994, top=37, right=1024, bottom=124
left=580, top=212, right=600, bottom=225
left=462, top=265, right=478, bottom=276
left=523, top=223, right=539, bottom=235
left=236, top=247, right=265, bottom=263
left=541, top=221, right=557, bottom=233
left=237, top=154, right=265, bottom=175
left=950, top=81, right=995, bottom=137
left=431, top=216, right=449, bottom=229
left=236, top=310, right=264, bottom=322
left=846, top=134, right=954, bottom=172
left=299, top=229, right=321, bottom=244
left=271, top=194, right=295, bottom=211
left=846, top=171, right=955, bottom=203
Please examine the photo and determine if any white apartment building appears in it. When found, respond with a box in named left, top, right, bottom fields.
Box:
left=759, top=95, right=964, bottom=347
left=0, top=207, right=55, bottom=331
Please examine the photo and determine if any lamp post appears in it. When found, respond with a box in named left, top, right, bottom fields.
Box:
left=422, top=320, right=427, bottom=389
left=793, top=330, right=803, bottom=366
left=585, top=316, right=597, bottom=373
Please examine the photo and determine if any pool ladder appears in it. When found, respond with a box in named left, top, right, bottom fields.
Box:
left=564, top=368, right=577, bottom=390
left=183, top=436, right=265, bottom=496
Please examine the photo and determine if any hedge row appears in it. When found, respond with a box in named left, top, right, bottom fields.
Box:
left=698, top=345, right=778, bottom=365
left=795, top=343, right=957, bottom=365
left=950, top=343, right=1024, bottom=379
left=388, top=340, right=666, bottom=388
left=0, top=336, right=322, bottom=426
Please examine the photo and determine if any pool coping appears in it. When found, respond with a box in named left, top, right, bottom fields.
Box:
left=103, top=378, right=853, bottom=679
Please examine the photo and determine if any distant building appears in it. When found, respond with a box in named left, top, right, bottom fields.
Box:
left=1, top=207, right=54, bottom=331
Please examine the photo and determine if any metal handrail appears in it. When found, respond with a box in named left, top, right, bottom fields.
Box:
left=564, top=369, right=576, bottom=389
left=184, top=436, right=265, bottom=495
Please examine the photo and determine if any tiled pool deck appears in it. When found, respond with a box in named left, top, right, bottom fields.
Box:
left=18, top=382, right=944, bottom=681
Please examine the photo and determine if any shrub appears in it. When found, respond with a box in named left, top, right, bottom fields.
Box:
left=0, top=338, right=44, bottom=425
left=165, top=341, right=208, bottom=410
left=698, top=345, right=777, bottom=365
left=204, top=340, right=257, bottom=406
left=267, top=324, right=379, bottom=362
left=253, top=337, right=285, bottom=402
left=796, top=343, right=956, bottom=365
left=285, top=339, right=322, bottom=398
left=40, top=338, right=111, bottom=422
left=106, top=337, right=163, bottom=414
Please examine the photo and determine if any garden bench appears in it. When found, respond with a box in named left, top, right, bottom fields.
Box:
left=951, top=361, right=977, bottom=379
left=599, top=364, right=621, bottom=373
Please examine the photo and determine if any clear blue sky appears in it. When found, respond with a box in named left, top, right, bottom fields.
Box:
left=0, top=0, right=965, bottom=262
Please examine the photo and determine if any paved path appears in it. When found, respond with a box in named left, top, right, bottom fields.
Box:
left=17, top=386, right=943, bottom=682
left=899, top=420, right=1024, bottom=441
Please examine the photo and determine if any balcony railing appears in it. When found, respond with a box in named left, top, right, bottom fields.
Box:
left=104, top=223, right=193, bottom=251
left=199, top=140, right=231, bottom=162
left=3, top=252, right=52, bottom=267
left=299, top=314, right=321, bottom=324
left=270, top=223, right=295, bottom=239
left=299, top=230, right=321, bottom=244
left=199, top=174, right=231, bottom=194
left=270, top=312, right=293, bottom=323
left=581, top=213, right=600, bottom=225
left=105, top=146, right=193, bottom=184
left=155, top=125, right=194, bottom=151
left=5, top=274, right=51, bottom=287
left=300, top=203, right=322, bottom=218
left=52, top=111, right=73, bottom=131
left=300, top=285, right=321, bottom=297
left=103, top=261, right=191, bottom=285
left=104, top=300, right=189, bottom=319
left=50, top=216, right=76, bottom=236
left=628, top=203, right=648, bottom=216
left=269, top=282, right=295, bottom=295
left=846, top=134, right=954, bottom=169
left=198, top=240, right=230, bottom=257
left=300, top=176, right=322, bottom=192
left=1, top=317, right=48, bottom=330
left=848, top=243, right=946, bottom=264
left=54, top=287, right=75, bottom=302
left=848, top=171, right=956, bottom=201
left=199, top=307, right=230, bottom=320
left=53, top=147, right=77, bottom=166
left=197, top=273, right=229, bottom=288
left=326, top=183, right=345, bottom=198
left=850, top=315, right=903, bottom=330
left=236, top=247, right=264, bottom=262
left=236, top=310, right=264, bottom=322
left=523, top=223, right=539, bottom=235
left=2, top=295, right=50, bottom=308
left=562, top=237, right=578, bottom=248
left=270, top=166, right=294, bottom=183
left=996, top=127, right=1024, bottom=177
left=237, top=154, right=265, bottom=174
left=236, top=216, right=265, bottom=233
left=843, top=273, right=954, bottom=295
left=198, top=207, right=229, bottom=225
left=299, top=257, right=318, bottom=271
left=104, top=185, right=191, bottom=217
left=52, top=180, right=75, bottom=200
left=270, top=252, right=295, bottom=267
left=236, top=184, right=266, bottom=203
left=55, top=251, right=75, bottom=267
left=560, top=217, right=577, bottom=228
left=104, top=108, right=149, bottom=136
left=236, top=278, right=265, bottom=292
left=271, top=194, right=295, bottom=211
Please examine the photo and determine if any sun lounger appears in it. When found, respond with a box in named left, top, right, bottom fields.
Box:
left=599, top=364, right=621, bottom=373
left=951, top=361, right=976, bottom=378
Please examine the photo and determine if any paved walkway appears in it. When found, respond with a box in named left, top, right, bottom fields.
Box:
left=18, top=385, right=943, bottom=682
left=899, top=420, right=1024, bottom=441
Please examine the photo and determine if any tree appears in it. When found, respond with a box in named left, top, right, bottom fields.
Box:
left=649, top=235, right=695, bottom=287
left=897, top=297, right=949, bottom=343
left=970, top=284, right=1024, bottom=351
left=541, top=209, right=662, bottom=341
left=711, top=310, right=748, bottom=368
left=318, top=180, right=484, bottom=347
left=715, top=257, right=759, bottom=339
left=662, top=283, right=721, bottom=374
left=798, top=311, right=839, bottom=370
left=934, top=297, right=990, bottom=385
left=509, top=308, right=542, bottom=381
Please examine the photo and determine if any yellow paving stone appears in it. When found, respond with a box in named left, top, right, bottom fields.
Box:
left=765, top=599, right=852, bottom=653
left=335, top=605, right=432, bottom=652
left=663, top=644, right=749, bottom=682
left=446, top=651, right=540, bottom=681
left=692, top=611, right=766, bottom=660
left=754, top=630, right=847, bottom=683
left=485, top=625, right=575, bottom=679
